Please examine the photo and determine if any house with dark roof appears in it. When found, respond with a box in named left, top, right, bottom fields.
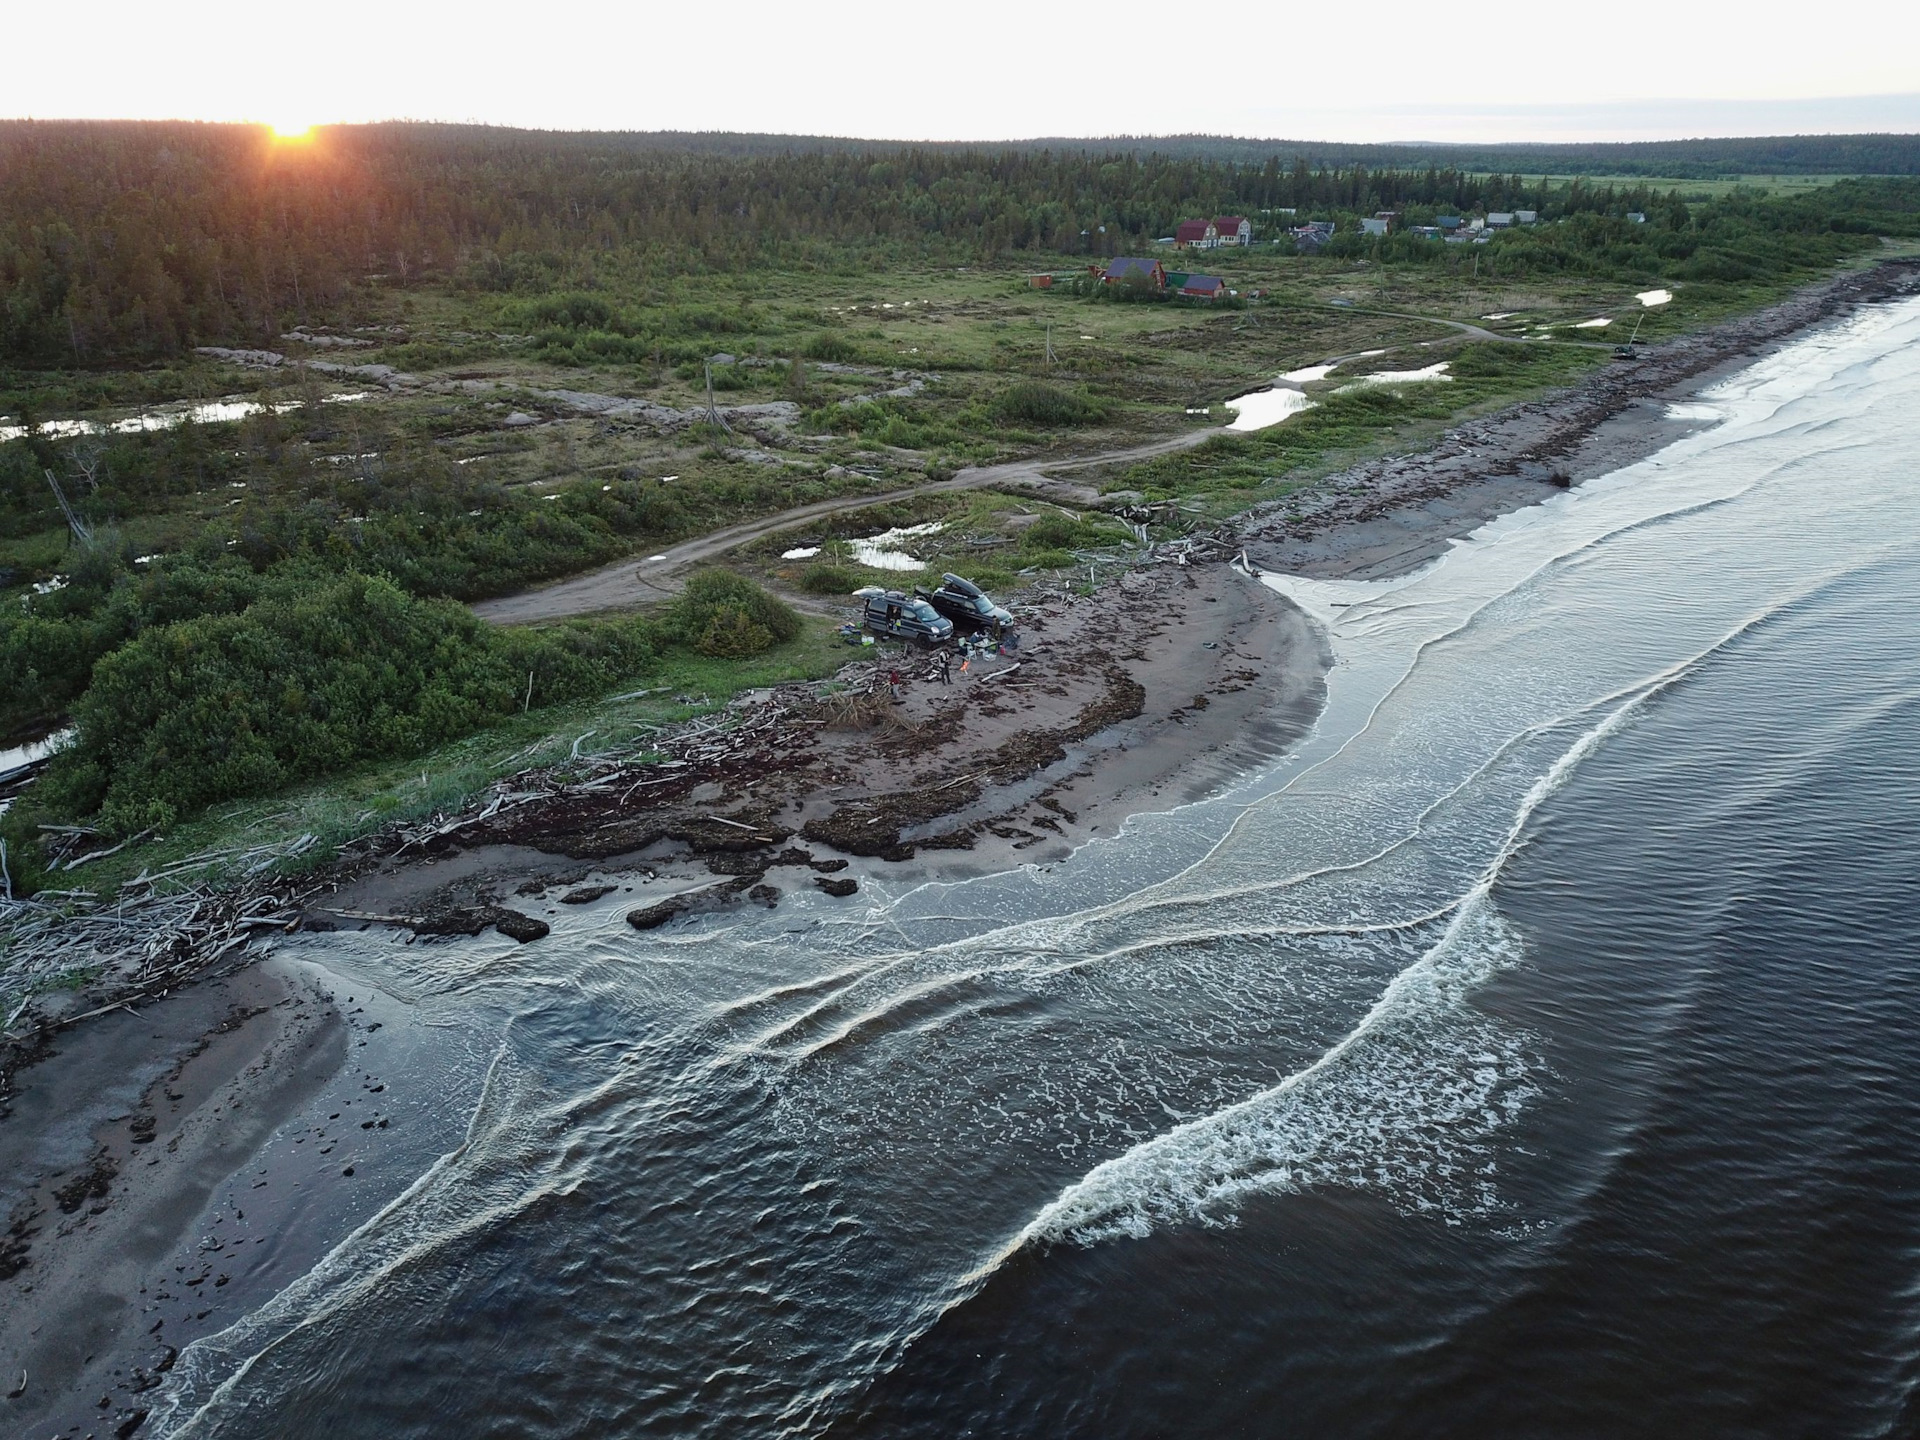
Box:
left=1102, top=257, right=1167, bottom=288
left=1174, top=220, right=1213, bottom=248
left=1171, top=272, right=1231, bottom=299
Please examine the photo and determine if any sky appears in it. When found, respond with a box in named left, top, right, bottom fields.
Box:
left=8, top=0, right=1919, bottom=143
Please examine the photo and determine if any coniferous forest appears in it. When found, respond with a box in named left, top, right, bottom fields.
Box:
left=5, top=121, right=1918, bottom=365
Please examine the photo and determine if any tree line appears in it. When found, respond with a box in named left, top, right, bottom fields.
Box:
left=16, top=120, right=1895, bottom=366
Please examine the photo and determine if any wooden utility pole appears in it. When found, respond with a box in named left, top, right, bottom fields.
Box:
left=43, top=469, right=93, bottom=547
left=703, top=359, right=733, bottom=433
left=1045, top=322, right=1057, bottom=366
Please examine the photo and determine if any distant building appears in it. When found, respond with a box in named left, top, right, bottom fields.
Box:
left=1486, top=212, right=1516, bottom=229
left=1436, top=215, right=1464, bottom=231
left=1174, top=217, right=1253, bottom=249
left=1372, top=211, right=1400, bottom=228
left=1626, top=211, right=1647, bottom=224
left=1165, top=272, right=1230, bottom=299
left=1514, top=209, right=1538, bottom=225
left=1102, top=257, right=1167, bottom=288
left=1409, top=225, right=1443, bottom=238
left=1287, top=220, right=1335, bottom=253
left=1359, top=218, right=1390, bottom=237
left=1212, top=216, right=1253, bottom=246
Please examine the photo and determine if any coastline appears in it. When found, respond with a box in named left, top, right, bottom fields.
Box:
left=4, top=258, right=1918, bottom=1434
left=1242, top=257, right=1920, bottom=580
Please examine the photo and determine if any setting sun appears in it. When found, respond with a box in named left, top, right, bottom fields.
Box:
left=268, top=120, right=314, bottom=141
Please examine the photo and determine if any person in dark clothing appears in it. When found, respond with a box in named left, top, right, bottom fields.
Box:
left=938, top=650, right=953, bottom=684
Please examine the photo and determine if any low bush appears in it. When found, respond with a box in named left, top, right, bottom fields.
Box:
left=1019, top=513, right=1126, bottom=554
left=994, top=381, right=1104, bottom=427
left=1021, top=548, right=1076, bottom=571
left=801, top=331, right=862, bottom=363
left=799, top=562, right=863, bottom=595
left=667, top=569, right=800, bottom=653
left=695, top=605, right=774, bottom=658
left=35, top=570, right=662, bottom=833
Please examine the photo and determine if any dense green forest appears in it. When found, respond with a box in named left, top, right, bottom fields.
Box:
left=8, top=121, right=1918, bottom=366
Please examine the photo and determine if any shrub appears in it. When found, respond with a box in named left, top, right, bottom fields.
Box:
left=668, top=569, right=800, bottom=649
left=1022, top=548, right=1076, bottom=571
left=802, top=331, right=861, bottom=363
left=994, top=382, right=1104, bottom=427
left=696, top=605, right=774, bottom=658
left=800, top=562, right=863, bottom=595
left=36, top=572, right=658, bottom=833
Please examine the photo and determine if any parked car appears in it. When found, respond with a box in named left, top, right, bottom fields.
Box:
left=854, top=587, right=954, bottom=645
left=920, top=573, right=1012, bottom=635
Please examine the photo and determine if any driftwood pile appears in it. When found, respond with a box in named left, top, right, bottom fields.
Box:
left=1, top=872, right=318, bottom=1042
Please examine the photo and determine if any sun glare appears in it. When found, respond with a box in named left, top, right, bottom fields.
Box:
left=269, top=121, right=315, bottom=142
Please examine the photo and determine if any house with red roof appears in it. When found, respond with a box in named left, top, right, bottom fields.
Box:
left=1174, top=217, right=1254, bottom=249
left=1212, top=216, right=1252, bottom=246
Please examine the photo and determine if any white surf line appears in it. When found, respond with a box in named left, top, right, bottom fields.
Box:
left=999, top=676, right=1664, bottom=1254
left=979, top=567, right=1878, bottom=1262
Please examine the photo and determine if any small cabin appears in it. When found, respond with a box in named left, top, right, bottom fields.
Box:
left=1102, top=257, right=1167, bottom=289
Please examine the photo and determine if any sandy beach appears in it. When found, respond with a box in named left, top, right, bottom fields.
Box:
left=4, top=257, right=1917, bottom=1436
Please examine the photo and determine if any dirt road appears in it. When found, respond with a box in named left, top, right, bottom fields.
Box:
left=469, top=303, right=1594, bottom=627
left=469, top=427, right=1218, bottom=625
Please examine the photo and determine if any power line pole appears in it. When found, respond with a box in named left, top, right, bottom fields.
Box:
left=43, top=469, right=92, bottom=547
left=1045, top=322, right=1057, bottom=366
left=704, top=358, right=732, bottom=434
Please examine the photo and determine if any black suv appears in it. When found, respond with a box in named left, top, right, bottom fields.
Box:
left=855, top=587, right=955, bottom=645
left=921, top=573, right=1012, bottom=635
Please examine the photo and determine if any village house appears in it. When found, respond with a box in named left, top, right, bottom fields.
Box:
left=1486, top=212, right=1516, bottom=229
left=1173, top=216, right=1254, bottom=249
left=1288, top=220, right=1335, bottom=252
left=1359, top=217, right=1390, bottom=237
left=1212, top=215, right=1252, bottom=246
left=1164, top=271, right=1231, bottom=299
left=1101, top=256, right=1167, bottom=289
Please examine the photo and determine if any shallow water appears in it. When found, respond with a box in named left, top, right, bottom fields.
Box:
left=153, top=296, right=1920, bottom=1437
left=850, top=521, right=943, bottom=571
left=0, top=391, right=369, bottom=444
left=1224, top=387, right=1316, bottom=431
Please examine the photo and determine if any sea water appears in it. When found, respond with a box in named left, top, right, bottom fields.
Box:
left=154, top=295, right=1920, bottom=1437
